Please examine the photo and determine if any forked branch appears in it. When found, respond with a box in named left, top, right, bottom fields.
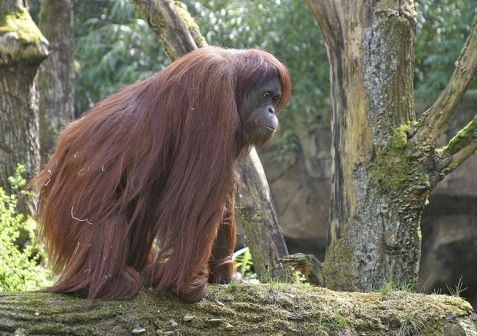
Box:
left=132, top=0, right=205, bottom=59
left=415, top=10, right=477, bottom=146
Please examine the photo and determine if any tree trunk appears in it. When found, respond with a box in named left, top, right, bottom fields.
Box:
left=38, top=0, right=75, bottom=163
left=1, top=284, right=476, bottom=335
left=133, top=0, right=290, bottom=281
left=0, top=0, right=48, bottom=191
left=305, top=0, right=477, bottom=291
left=235, top=149, right=290, bottom=282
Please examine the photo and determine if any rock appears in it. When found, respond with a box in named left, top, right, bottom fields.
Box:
left=156, top=331, right=174, bottom=336
left=168, top=319, right=178, bottom=329
left=208, top=318, right=222, bottom=326
left=131, top=326, right=146, bottom=334
left=183, top=314, right=194, bottom=322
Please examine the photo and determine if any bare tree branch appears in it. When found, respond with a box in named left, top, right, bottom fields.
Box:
left=415, top=10, right=477, bottom=146
left=132, top=0, right=205, bottom=58
left=437, top=113, right=477, bottom=178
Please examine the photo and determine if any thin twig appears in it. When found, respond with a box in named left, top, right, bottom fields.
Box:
left=71, top=206, right=93, bottom=225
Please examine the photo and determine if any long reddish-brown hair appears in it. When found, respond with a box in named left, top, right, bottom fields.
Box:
left=32, top=46, right=291, bottom=300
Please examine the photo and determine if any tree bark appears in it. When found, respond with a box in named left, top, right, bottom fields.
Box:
left=304, top=0, right=477, bottom=291
left=0, top=0, right=48, bottom=191
left=133, top=0, right=290, bottom=282
left=1, top=284, right=476, bottom=335
left=38, top=0, right=75, bottom=163
left=235, top=149, right=290, bottom=282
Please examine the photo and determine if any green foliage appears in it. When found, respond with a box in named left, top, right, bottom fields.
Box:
left=377, top=280, right=415, bottom=294
left=415, top=0, right=477, bottom=104
left=232, top=247, right=255, bottom=279
left=0, top=166, right=50, bottom=292
left=379, top=281, right=397, bottom=295
left=446, top=277, right=468, bottom=297
left=74, top=0, right=169, bottom=115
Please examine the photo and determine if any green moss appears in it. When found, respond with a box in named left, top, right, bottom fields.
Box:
left=390, top=123, right=411, bottom=149
left=0, top=7, right=44, bottom=44
left=1, top=285, right=475, bottom=335
left=310, top=314, right=350, bottom=333
left=226, top=283, right=240, bottom=293
left=369, top=124, right=412, bottom=192
left=329, top=314, right=349, bottom=330
left=321, top=240, right=354, bottom=290
left=438, top=118, right=476, bottom=156
left=175, top=2, right=207, bottom=48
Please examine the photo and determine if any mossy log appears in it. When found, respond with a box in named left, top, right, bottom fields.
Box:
left=1, top=284, right=476, bottom=335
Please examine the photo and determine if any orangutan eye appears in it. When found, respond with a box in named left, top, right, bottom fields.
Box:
left=263, top=92, right=271, bottom=99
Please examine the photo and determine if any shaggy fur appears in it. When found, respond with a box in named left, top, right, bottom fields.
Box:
left=32, top=46, right=291, bottom=302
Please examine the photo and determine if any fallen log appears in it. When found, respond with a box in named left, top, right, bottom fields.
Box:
left=1, top=284, right=475, bottom=335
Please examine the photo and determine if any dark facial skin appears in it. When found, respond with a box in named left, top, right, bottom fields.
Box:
left=241, top=76, right=282, bottom=147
